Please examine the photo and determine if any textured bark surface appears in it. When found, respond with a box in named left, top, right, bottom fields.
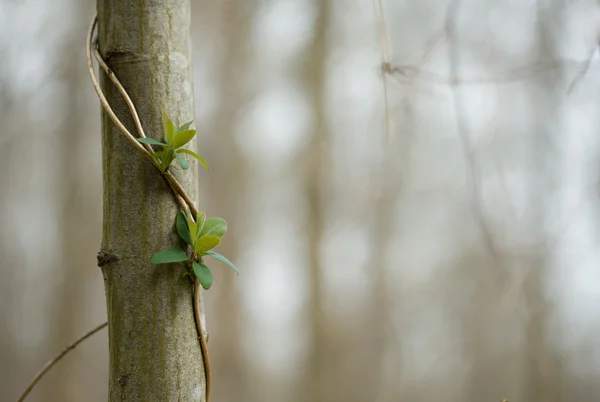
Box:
left=97, top=0, right=204, bottom=400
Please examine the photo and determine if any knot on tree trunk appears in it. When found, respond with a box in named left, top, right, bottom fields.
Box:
left=97, top=249, right=119, bottom=267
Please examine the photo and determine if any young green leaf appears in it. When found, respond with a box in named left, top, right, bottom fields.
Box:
left=162, top=111, right=176, bottom=143
left=161, top=150, right=176, bottom=171
left=196, top=211, right=206, bottom=241
left=175, top=151, right=189, bottom=170
left=151, top=247, right=189, bottom=264
left=200, top=218, right=227, bottom=238
left=194, top=235, right=220, bottom=254
left=193, top=261, right=213, bottom=290
left=177, top=120, right=194, bottom=134
left=189, top=216, right=197, bottom=242
left=176, top=211, right=192, bottom=244
left=137, top=138, right=166, bottom=146
left=204, top=250, right=239, bottom=274
left=177, top=149, right=209, bottom=171
left=171, top=129, right=196, bottom=149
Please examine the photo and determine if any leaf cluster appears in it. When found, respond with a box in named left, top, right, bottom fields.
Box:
left=137, top=112, right=209, bottom=173
left=151, top=212, right=238, bottom=290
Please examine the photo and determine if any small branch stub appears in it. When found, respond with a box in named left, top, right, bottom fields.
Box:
left=97, top=250, right=119, bottom=267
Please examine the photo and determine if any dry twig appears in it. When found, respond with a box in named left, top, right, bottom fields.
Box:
left=17, top=322, right=108, bottom=402
left=446, top=0, right=500, bottom=261
left=374, top=0, right=393, bottom=141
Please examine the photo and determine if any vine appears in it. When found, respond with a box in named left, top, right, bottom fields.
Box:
left=17, top=14, right=235, bottom=402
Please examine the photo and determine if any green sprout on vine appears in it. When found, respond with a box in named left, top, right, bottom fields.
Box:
left=137, top=112, right=209, bottom=173
left=150, top=211, right=238, bottom=290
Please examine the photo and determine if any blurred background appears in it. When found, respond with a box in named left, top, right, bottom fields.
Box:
left=3, top=0, right=600, bottom=401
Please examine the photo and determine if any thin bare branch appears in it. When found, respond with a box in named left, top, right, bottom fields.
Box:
left=446, top=0, right=500, bottom=260
left=17, top=322, right=108, bottom=402
left=566, top=46, right=596, bottom=95
left=374, top=0, right=393, bottom=141
left=390, top=58, right=588, bottom=87
left=393, top=27, right=446, bottom=95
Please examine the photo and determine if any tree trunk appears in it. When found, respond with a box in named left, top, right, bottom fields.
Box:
left=520, top=5, right=563, bottom=401
left=302, top=1, right=329, bottom=401
left=96, top=1, right=205, bottom=400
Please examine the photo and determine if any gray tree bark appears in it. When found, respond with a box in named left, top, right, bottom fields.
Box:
left=96, top=1, right=205, bottom=400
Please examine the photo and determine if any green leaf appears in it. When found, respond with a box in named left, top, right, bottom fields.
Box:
left=161, top=150, right=176, bottom=171
left=204, top=250, right=239, bottom=274
left=176, top=212, right=192, bottom=244
left=189, top=216, right=197, bottom=242
left=151, top=247, right=189, bottom=264
left=194, top=236, right=220, bottom=254
left=193, top=262, right=213, bottom=290
left=175, top=151, right=189, bottom=169
left=200, top=218, right=227, bottom=238
left=195, top=212, right=206, bottom=243
left=162, top=111, right=176, bottom=143
left=177, top=149, right=209, bottom=171
left=177, top=120, right=194, bottom=134
left=137, top=138, right=166, bottom=146
left=172, top=129, right=196, bottom=149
